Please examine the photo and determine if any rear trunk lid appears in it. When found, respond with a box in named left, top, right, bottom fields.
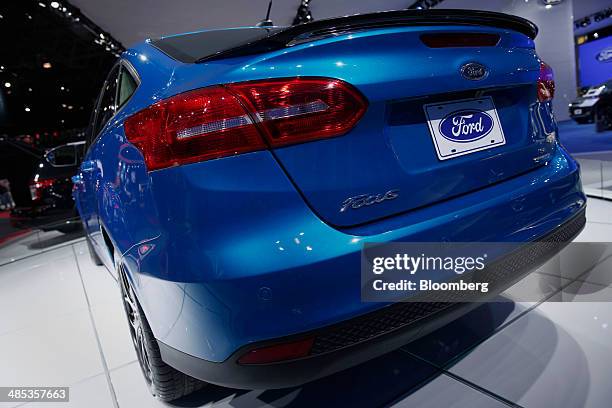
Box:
left=251, top=27, right=548, bottom=227
left=156, top=11, right=550, bottom=228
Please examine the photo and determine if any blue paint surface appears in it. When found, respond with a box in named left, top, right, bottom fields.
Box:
left=73, top=25, right=586, bottom=363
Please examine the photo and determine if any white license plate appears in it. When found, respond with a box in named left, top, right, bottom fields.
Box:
left=424, top=97, right=506, bottom=160
left=574, top=109, right=583, bottom=115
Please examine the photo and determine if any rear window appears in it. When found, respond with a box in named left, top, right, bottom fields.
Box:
left=151, top=27, right=280, bottom=63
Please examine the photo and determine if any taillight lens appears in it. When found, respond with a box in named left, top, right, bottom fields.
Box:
left=124, top=86, right=266, bottom=171
left=124, top=77, right=367, bottom=171
left=29, top=178, right=55, bottom=201
left=537, top=62, right=555, bottom=102
left=228, top=78, right=367, bottom=147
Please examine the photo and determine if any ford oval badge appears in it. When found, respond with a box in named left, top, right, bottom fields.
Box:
left=596, top=48, right=612, bottom=63
left=461, top=62, right=489, bottom=81
left=438, top=110, right=494, bottom=143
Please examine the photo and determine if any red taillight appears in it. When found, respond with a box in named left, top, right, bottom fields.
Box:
left=237, top=337, right=314, bottom=365
left=420, top=33, right=500, bottom=48
left=124, top=77, right=367, bottom=171
left=30, top=178, right=55, bottom=201
left=228, top=78, right=367, bottom=147
left=537, top=62, right=555, bottom=102
left=124, top=86, right=266, bottom=171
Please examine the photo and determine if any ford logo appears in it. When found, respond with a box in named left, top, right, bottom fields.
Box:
left=596, top=48, right=612, bottom=63
left=460, top=62, right=489, bottom=81
left=439, top=110, right=494, bottom=143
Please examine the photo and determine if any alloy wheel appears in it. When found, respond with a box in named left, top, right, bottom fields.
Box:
left=120, top=269, right=153, bottom=387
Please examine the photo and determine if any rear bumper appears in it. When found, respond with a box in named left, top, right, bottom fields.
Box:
left=123, top=144, right=585, bottom=384
left=158, top=208, right=585, bottom=389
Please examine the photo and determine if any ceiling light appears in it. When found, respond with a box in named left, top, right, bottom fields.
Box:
left=99, top=33, right=105, bottom=39
left=545, top=4, right=552, bottom=9
left=42, top=62, right=52, bottom=69
left=4, top=82, right=10, bottom=88
left=38, top=2, right=46, bottom=7
left=594, top=32, right=599, bottom=38
left=60, top=86, right=64, bottom=90
left=50, top=1, right=59, bottom=8
left=25, top=107, right=31, bottom=112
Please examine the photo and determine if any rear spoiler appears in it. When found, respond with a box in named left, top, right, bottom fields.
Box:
left=195, top=9, right=538, bottom=63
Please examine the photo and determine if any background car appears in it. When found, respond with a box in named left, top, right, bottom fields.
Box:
left=594, top=80, right=612, bottom=132
left=569, top=84, right=604, bottom=124
left=569, top=79, right=612, bottom=131
left=10, top=141, right=85, bottom=233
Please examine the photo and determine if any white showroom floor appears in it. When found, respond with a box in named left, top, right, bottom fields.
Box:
left=0, top=199, right=611, bottom=408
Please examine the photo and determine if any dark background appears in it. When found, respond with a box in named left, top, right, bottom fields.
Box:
left=0, top=1, right=119, bottom=206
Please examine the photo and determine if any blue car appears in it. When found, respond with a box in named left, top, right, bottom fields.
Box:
left=73, top=9, right=586, bottom=401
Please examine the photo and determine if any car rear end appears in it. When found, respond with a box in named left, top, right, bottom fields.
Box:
left=115, top=10, right=585, bottom=389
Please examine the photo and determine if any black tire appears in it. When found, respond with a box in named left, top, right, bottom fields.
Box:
left=595, top=106, right=612, bottom=133
left=118, top=266, right=205, bottom=401
left=574, top=118, right=589, bottom=125
left=86, top=237, right=104, bottom=266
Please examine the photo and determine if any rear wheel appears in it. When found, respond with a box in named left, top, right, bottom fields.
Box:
left=118, top=266, right=205, bottom=401
left=574, top=118, right=590, bottom=125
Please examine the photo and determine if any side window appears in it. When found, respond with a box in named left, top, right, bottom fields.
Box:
left=46, top=145, right=77, bottom=167
left=93, top=66, right=119, bottom=137
left=117, top=66, right=138, bottom=108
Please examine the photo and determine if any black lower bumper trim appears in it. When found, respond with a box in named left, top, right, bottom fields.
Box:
left=158, top=208, right=586, bottom=389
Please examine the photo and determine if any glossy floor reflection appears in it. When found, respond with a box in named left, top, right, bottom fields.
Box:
left=0, top=199, right=610, bottom=408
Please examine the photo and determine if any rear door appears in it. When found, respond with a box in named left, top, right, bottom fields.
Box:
left=78, top=65, right=119, bottom=261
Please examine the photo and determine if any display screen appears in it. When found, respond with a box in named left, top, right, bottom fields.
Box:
left=578, top=35, right=612, bottom=87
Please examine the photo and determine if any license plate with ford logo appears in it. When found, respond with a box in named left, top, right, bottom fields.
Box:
left=424, top=97, right=506, bottom=160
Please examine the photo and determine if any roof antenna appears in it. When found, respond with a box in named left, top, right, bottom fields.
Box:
left=256, top=1, right=274, bottom=27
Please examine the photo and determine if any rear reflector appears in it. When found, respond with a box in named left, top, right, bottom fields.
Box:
left=124, top=77, right=367, bottom=171
left=30, top=178, right=56, bottom=201
left=420, top=33, right=500, bottom=48
left=537, top=62, right=555, bottom=102
left=237, top=337, right=314, bottom=365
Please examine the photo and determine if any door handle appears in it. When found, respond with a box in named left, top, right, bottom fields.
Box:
left=81, top=160, right=96, bottom=173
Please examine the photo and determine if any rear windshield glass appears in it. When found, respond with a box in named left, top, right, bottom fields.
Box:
left=151, top=27, right=281, bottom=63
